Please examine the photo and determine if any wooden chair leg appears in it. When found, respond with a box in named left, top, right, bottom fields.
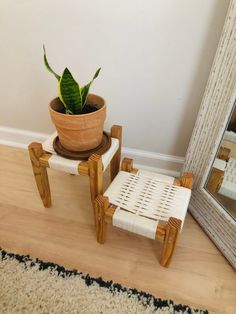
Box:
left=28, top=142, right=51, bottom=208
left=94, top=195, right=109, bottom=244
left=205, top=168, right=224, bottom=193
left=121, top=158, right=134, bottom=172
left=88, top=154, right=103, bottom=209
left=110, top=125, right=122, bottom=181
left=180, top=172, right=194, bottom=189
left=160, top=217, right=181, bottom=267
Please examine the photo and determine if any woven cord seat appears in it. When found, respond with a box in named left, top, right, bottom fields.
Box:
left=41, top=132, right=120, bottom=175
left=94, top=158, right=193, bottom=267
left=104, top=171, right=191, bottom=239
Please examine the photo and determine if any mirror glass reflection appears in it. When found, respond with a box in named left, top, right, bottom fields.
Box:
left=205, top=103, right=236, bottom=220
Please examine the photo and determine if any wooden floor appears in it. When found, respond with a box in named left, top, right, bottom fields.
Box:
left=0, top=145, right=235, bottom=314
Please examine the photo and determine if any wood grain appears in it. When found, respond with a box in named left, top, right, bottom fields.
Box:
left=88, top=154, right=103, bottom=205
left=28, top=143, right=51, bottom=208
left=110, top=125, right=122, bottom=181
left=180, top=172, right=194, bottom=189
left=206, top=167, right=224, bottom=193
left=0, top=145, right=235, bottom=314
left=160, top=217, right=181, bottom=267
left=94, top=195, right=109, bottom=243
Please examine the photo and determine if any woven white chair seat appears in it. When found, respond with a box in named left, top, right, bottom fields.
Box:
left=104, top=171, right=191, bottom=239
left=219, top=158, right=236, bottom=200
left=42, top=132, right=119, bottom=175
left=213, top=158, right=227, bottom=171
left=224, top=130, right=236, bottom=143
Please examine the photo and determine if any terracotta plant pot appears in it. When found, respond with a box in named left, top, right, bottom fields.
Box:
left=49, top=94, right=106, bottom=152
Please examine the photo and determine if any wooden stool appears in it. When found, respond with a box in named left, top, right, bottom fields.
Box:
left=28, top=125, right=122, bottom=208
left=93, top=158, right=193, bottom=267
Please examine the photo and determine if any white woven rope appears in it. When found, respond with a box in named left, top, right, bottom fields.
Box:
left=137, top=169, right=175, bottom=184
left=219, top=158, right=236, bottom=200
left=104, top=171, right=191, bottom=239
left=213, top=158, right=227, bottom=171
left=42, top=132, right=119, bottom=174
left=224, top=130, right=236, bottom=143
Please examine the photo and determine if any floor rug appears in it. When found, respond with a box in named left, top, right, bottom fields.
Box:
left=0, top=249, right=208, bottom=314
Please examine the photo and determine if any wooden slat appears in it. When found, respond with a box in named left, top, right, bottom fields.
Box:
left=88, top=154, right=103, bottom=205
left=110, top=125, right=122, bottom=181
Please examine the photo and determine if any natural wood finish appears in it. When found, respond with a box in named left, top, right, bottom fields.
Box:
left=217, top=146, right=230, bottom=161
left=78, top=161, right=89, bottom=176
left=121, top=157, right=134, bottom=172
left=39, top=153, right=51, bottom=168
left=95, top=168, right=194, bottom=267
left=104, top=206, right=116, bottom=224
left=228, top=106, right=236, bottom=132
left=110, top=125, right=122, bottom=181
left=94, top=195, right=109, bottom=243
left=28, top=143, right=51, bottom=208
left=160, top=217, right=181, bottom=267
left=173, top=178, right=181, bottom=186
left=206, top=167, right=224, bottom=194
left=88, top=154, right=103, bottom=206
left=121, top=158, right=138, bottom=173
left=1, top=145, right=235, bottom=314
left=180, top=172, right=194, bottom=189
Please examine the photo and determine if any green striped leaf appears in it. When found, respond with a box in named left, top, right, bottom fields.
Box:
left=81, top=68, right=101, bottom=108
left=43, top=45, right=60, bottom=81
left=59, top=68, right=82, bottom=114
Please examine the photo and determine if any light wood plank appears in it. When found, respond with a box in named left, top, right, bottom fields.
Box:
left=0, top=145, right=235, bottom=314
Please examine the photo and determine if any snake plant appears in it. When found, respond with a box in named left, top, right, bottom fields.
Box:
left=43, top=46, right=101, bottom=114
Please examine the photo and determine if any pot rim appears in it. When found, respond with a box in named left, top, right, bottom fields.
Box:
left=49, top=93, right=106, bottom=118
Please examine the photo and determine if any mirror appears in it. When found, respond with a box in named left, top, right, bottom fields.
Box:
left=205, top=103, right=236, bottom=220
left=183, top=1, right=236, bottom=268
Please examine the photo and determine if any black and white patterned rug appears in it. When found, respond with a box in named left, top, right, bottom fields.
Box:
left=0, top=249, right=208, bottom=314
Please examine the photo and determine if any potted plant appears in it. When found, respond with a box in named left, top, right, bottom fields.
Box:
left=43, top=46, right=106, bottom=152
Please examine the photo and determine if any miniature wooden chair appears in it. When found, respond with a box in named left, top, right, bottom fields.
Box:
left=28, top=125, right=122, bottom=208
left=93, top=157, right=193, bottom=267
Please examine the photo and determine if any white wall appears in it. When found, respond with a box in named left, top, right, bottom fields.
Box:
left=0, top=0, right=229, bottom=157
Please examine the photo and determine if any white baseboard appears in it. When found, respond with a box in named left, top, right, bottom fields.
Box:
left=0, top=126, right=185, bottom=177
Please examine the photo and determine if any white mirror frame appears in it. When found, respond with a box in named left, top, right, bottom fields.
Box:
left=183, top=0, right=236, bottom=268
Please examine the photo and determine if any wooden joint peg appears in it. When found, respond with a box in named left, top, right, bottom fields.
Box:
left=110, top=125, right=122, bottom=181
left=94, top=195, right=109, bottom=243
left=180, top=172, right=194, bottom=189
left=88, top=154, right=103, bottom=206
left=160, top=217, right=181, bottom=267
left=28, top=142, right=51, bottom=208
